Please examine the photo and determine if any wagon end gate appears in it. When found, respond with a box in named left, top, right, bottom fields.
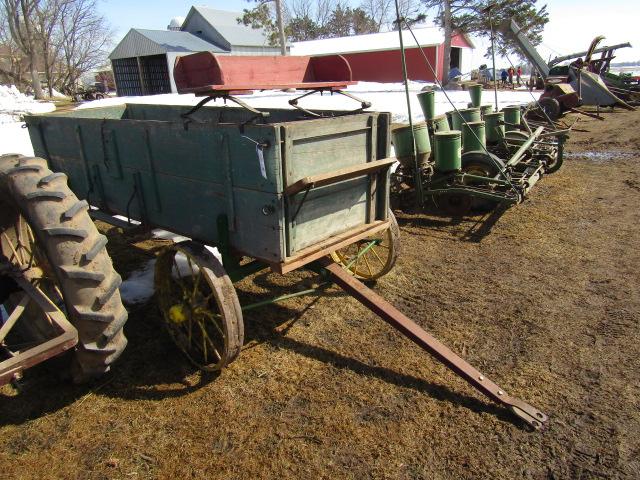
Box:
left=316, top=257, right=548, bottom=430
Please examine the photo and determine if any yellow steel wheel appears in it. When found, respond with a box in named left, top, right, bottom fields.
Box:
left=330, top=210, right=399, bottom=281
left=155, top=241, right=244, bottom=371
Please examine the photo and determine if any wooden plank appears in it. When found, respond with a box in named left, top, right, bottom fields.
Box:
left=173, top=52, right=355, bottom=94
left=287, top=113, right=374, bottom=141
left=272, top=220, right=390, bottom=274
left=284, top=157, right=395, bottom=196
left=183, top=82, right=355, bottom=95
left=366, top=115, right=376, bottom=222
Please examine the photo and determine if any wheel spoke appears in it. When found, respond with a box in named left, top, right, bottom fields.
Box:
left=192, top=269, right=202, bottom=298
left=16, top=216, right=26, bottom=265
left=186, top=255, right=196, bottom=277
left=200, top=309, right=225, bottom=338
left=200, top=323, right=208, bottom=363
left=172, top=257, right=189, bottom=298
left=363, top=253, right=374, bottom=277
left=2, top=231, right=21, bottom=266
left=197, top=320, right=222, bottom=363
left=370, top=246, right=386, bottom=266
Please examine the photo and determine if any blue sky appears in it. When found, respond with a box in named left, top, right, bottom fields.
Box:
left=98, top=0, right=639, bottom=63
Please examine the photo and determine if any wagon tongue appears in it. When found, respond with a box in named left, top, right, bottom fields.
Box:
left=318, top=257, right=548, bottom=430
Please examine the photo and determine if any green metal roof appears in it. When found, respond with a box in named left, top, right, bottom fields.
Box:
left=185, top=6, right=272, bottom=47
left=109, top=28, right=226, bottom=60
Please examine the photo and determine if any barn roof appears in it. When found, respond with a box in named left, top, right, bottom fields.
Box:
left=291, top=26, right=474, bottom=56
left=184, top=6, right=271, bottom=47
left=109, top=28, right=225, bottom=60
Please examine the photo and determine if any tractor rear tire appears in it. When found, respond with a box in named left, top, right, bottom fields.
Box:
left=0, top=154, right=127, bottom=382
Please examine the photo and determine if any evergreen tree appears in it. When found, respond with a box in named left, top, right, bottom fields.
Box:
left=287, top=15, right=320, bottom=41
left=420, top=0, right=548, bottom=85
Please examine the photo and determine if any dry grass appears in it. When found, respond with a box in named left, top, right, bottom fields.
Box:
left=2, top=110, right=640, bottom=479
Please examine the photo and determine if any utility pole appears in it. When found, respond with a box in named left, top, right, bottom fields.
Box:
left=275, top=0, right=287, bottom=56
left=488, top=5, right=499, bottom=111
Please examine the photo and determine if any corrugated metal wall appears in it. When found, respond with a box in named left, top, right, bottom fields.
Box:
left=141, top=55, right=171, bottom=95
left=112, top=54, right=171, bottom=97
left=112, top=58, right=142, bottom=96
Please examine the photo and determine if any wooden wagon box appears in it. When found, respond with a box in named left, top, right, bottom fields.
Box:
left=25, top=104, right=392, bottom=272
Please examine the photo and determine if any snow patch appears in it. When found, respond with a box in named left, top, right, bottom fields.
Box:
left=49, top=88, right=68, bottom=99
left=0, top=85, right=55, bottom=123
left=0, top=121, right=35, bottom=156
left=119, top=259, right=156, bottom=305
left=152, top=228, right=190, bottom=243
left=118, top=235, right=223, bottom=305
left=75, top=81, right=539, bottom=124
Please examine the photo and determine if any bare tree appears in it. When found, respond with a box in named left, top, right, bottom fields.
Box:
left=315, top=0, right=336, bottom=29
left=287, top=0, right=312, bottom=19
left=2, top=0, right=44, bottom=98
left=360, top=0, right=392, bottom=32
left=0, top=8, right=27, bottom=86
left=34, top=0, right=67, bottom=96
left=0, top=0, right=113, bottom=97
left=360, top=0, right=419, bottom=32
left=58, top=0, right=113, bottom=92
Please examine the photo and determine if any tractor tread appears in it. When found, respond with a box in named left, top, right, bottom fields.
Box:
left=8, top=165, right=42, bottom=174
left=43, top=227, right=88, bottom=239
left=83, top=234, right=108, bottom=262
left=97, top=274, right=122, bottom=306
left=59, top=265, right=106, bottom=282
left=26, top=190, right=67, bottom=200
left=63, top=200, right=89, bottom=221
left=0, top=154, right=128, bottom=383
left=38, top=172, right=67, bottom=186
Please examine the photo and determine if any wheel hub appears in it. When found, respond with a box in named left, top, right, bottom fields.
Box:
left=168, top=304, right=189, bottom=324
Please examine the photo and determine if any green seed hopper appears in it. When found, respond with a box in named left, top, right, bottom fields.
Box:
left=391, top=83, right=570, bottom=215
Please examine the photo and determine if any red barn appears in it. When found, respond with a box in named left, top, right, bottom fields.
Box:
left=291, top=27, right=475, bottom=83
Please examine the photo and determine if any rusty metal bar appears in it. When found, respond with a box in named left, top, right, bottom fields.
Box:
left=318, top=257, right=548, bottom=430
left=506, top=126, right=544, bottom=167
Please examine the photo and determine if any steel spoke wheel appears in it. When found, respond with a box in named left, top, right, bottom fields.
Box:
left=1, top=214, right=62, bottom=307
left=330, top=210, right=399, bottom=281
left=155, top=241, right=243, bottom=371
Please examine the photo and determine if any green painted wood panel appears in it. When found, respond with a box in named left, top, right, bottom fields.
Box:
left=24, top=105, right=391, bottom=265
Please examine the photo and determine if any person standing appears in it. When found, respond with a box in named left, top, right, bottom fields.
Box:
left=507, top=67, right=514, bottom=88
left=516, top=66, right=522, bottom=86
left=501, top=69, right=508, bottom=87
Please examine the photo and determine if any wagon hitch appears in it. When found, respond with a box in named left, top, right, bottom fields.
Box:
left=317, top=257, right=548, bottom=430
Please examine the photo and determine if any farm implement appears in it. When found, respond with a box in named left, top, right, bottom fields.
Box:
left=502, top=18, right=636, bottom=119
left=391, top=84, right=567, bottom=216
left=0, top=52, right=548, bottom=429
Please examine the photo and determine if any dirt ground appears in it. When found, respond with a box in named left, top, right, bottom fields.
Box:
left=2, top=108, right=640, bottom=479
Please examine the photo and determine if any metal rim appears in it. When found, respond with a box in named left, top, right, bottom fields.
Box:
left=330, top=211, right=399, bottom=281
left=0, top=210, right=65, bottom=311
left=1, top=212, right=65, bottom=350
left=542, top=152, right=562, bottom=174
left=155, top=241, right=244, bottom=371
